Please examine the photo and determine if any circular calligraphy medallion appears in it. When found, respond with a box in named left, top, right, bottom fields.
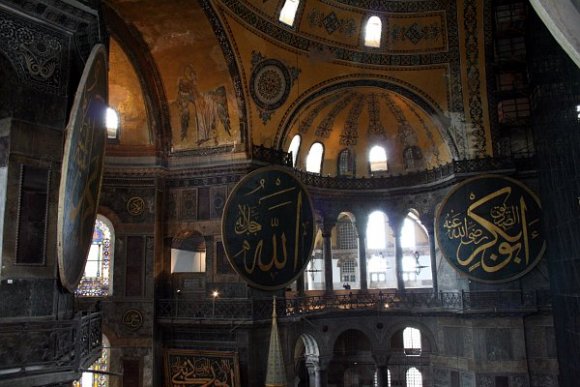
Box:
left=57, top=44, right=107, bottom=293
left=127, top=196, right=145, bottom=216
left=122, top=309, right=144, bottom=331
left=435, top=175, right=546, bottom=283
left=250, top=59, right=291, bottom=111
left=221, top=166, right=315, bottom=290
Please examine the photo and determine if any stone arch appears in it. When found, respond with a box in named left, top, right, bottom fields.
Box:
left=102, top=2, right=172, bottom=155
left=293, top=333, right=321, bottom=387
left=328, top=328, right=375, bottom=387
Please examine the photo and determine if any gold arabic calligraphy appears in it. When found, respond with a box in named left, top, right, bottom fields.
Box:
left=232, top=177, right=305, bottom=278
left=442, top=186, right=540, bottom=274
left=170, top=357, right=235, bottom=386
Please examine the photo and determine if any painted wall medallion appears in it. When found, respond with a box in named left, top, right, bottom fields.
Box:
left=250, top=52, right=300, bottom=123
left=222, top=166, right=315, bottom=290
left=127, top=196, right=145, bottom=216
left=435, top=175, right=545, bottom=283
left=122, top=309, right=144, bottom=331
left=57, top=44, right=107, bottom=292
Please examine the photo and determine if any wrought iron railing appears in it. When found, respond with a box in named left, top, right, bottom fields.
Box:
left=156, top=289, right=551, bottom=322
left=0, top=311, right=102, bottom=383
left=251, top=144, right=536, bottom=190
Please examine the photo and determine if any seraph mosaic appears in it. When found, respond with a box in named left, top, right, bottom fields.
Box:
left=176, top=65, right=233, bottom=146
left=435, top=175, right=545, bottom=283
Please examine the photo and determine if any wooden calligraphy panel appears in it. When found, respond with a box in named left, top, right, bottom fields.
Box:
left=57, top=44, right=107, bottom=292
left=221, top=166, right=315, bottom=290
left=164, top=350, right=240, bottom=387
left=435, top=175, right=545, bottom=283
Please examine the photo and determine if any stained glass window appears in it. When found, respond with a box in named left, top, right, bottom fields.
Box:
left=75, top=215, right=114, bottom=297
left=406, top=367, right=422, bottom=387
left=73, top=335, right=110, bottom=387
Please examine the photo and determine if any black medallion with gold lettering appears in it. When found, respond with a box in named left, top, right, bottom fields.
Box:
left=57, top=44, right=107, bottom=292
left=222, top=166, right=315, bottom=290
left=435, top=175, right=545, bottom=283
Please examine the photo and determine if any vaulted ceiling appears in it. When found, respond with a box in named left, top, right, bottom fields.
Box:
left=104, top=0, right=493, bottom=173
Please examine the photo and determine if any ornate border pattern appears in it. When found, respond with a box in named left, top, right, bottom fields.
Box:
left=464, top=0, right=486, bottom=155
left=0, top=9, right=69, bottom=95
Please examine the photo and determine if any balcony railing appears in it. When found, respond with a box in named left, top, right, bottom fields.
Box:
left=252, top=144, right=536, bottom=191
left=0, top=311, right=102, bottom=384
left=157, top=289, right=551, bottom=322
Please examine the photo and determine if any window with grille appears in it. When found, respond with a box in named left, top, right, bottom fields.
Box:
left=338, top=148, right=355, bottom=176
left=337, top=220, right=357, bottom=249
left=406, top=367, right=423, bottom=387
left=341, top=259, right=356, bottom=283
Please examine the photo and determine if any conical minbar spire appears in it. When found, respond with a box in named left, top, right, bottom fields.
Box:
left=265, top=296, right=287, bottom=387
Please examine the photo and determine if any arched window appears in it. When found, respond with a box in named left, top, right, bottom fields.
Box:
left=374, top=369, right=392, bottom=387
left=288, top=134, right=301, bottom=167
left=338, top=148, right=355, bottom=176
left=365, top=16, right=382, bottom=48
left=401, top=212, right=432, bottom=289
left=403, top=327, right=422, bottom=356
left=367, top=211, right=386, bottom=249
left=406, top=367, right=423, bottom=387
left=105, top=107, right=120, bottom=140
left=73, top=335, right=110, bottom=387
left=306, top=142, right=324, bottom=173
left=369, top=145, right=388, bottom=172
left=76, top=215, right=114, bottom=297
left=279, top=0, right=300, bottom=26
left=171, top=233, right=207, bottom=273
left=337, top=215, right=357, bottom=250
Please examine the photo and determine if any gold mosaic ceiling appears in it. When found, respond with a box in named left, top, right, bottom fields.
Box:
left=105, top=0, right=491, bottom=168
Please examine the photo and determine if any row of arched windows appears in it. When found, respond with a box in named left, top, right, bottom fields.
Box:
left=306, top=210, right=432, bottom=291
left=288, top=134, right=388, bottom=175
left=278, top=0, right=384, bottom=48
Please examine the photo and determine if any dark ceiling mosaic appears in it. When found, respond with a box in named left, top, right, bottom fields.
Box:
left=0, top=9, right=69, bottom=95
left=307, top=9, right=357, bottom=37
left=323, top=0, right=444, bottom=12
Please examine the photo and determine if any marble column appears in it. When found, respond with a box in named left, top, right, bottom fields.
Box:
left=356, top=214, right=369, bottom=291
left=393, top=220, right=405, bottom=291
left=427, top=227, right=438, bottom=293
left=322, top=220, right=335, bottom=293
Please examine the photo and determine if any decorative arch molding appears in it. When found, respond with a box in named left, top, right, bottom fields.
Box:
left=102, top=2, right=172, bottom=157
left=275, top=76, right=460, bottom=160
left=199, top=0, right=249, bottom=147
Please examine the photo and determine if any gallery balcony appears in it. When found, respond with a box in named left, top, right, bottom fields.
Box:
left=156, top=289, right=552, bottom=324
left=0, top=311, right=102, bottom=387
